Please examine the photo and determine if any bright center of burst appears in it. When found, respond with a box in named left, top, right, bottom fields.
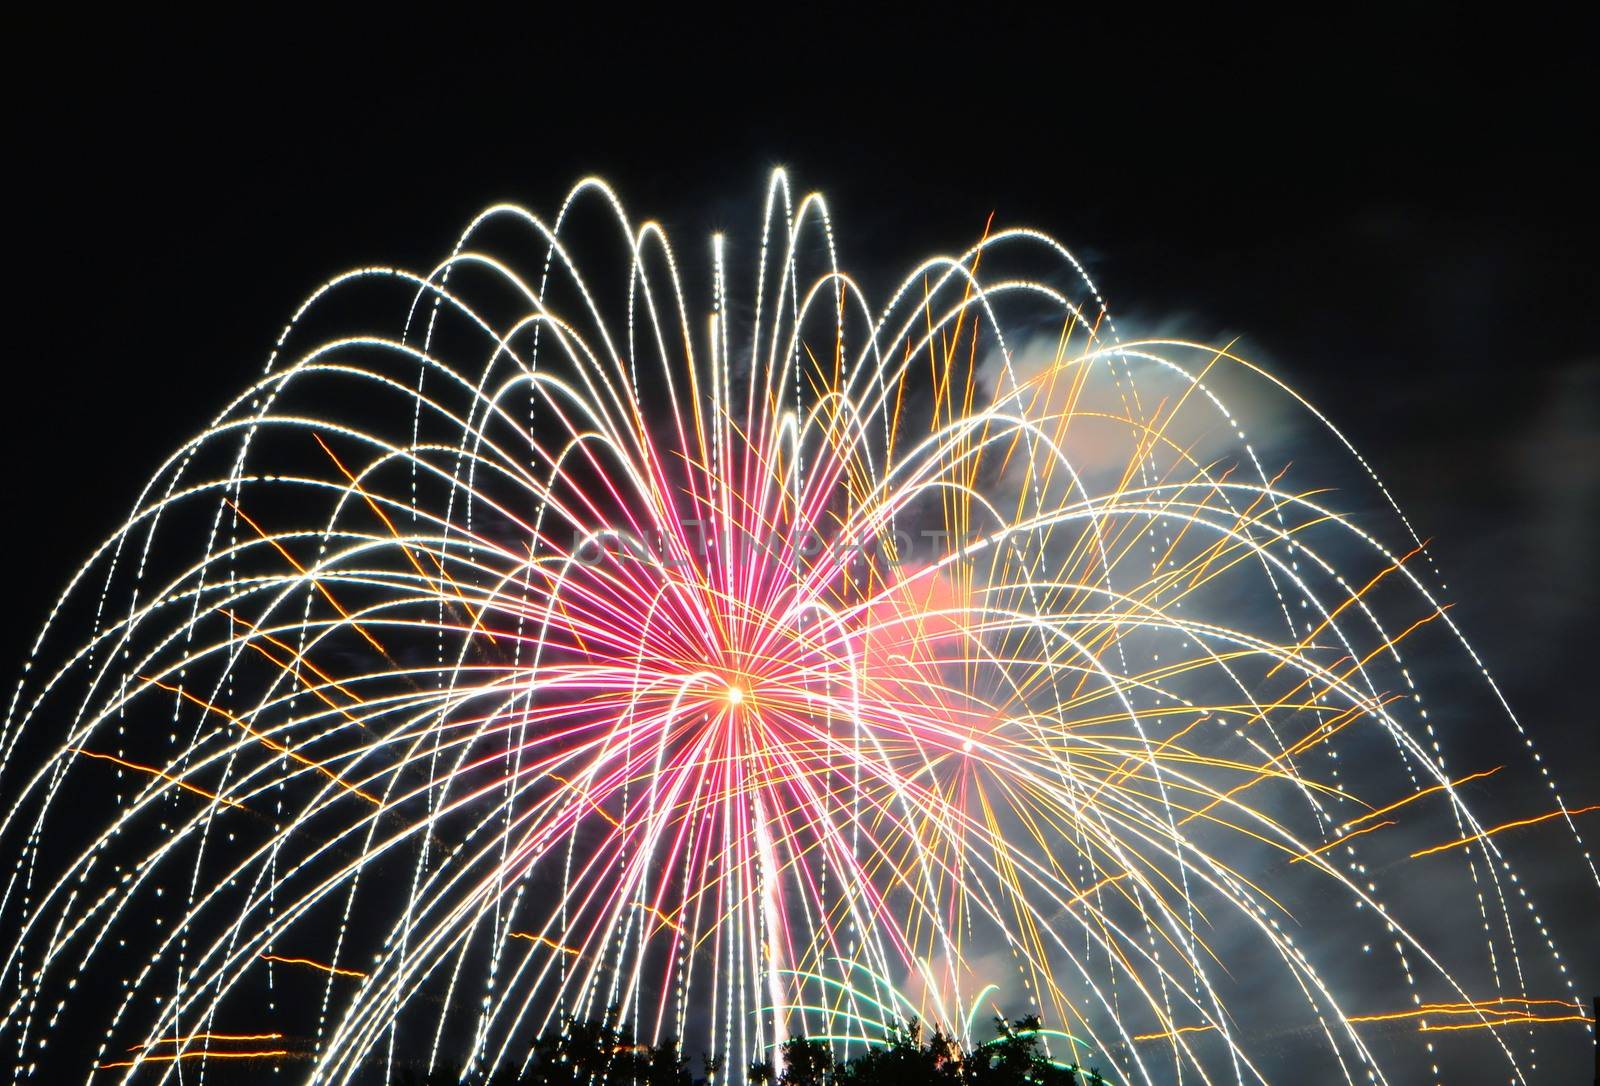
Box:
left=725, top=685, right=745, bottom=706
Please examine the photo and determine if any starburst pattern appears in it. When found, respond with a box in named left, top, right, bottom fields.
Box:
left=1, top=173, right=1593, bottom=1084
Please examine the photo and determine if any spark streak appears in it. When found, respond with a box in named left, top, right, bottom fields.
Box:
left=1410, top=804, right=1600, bottom=858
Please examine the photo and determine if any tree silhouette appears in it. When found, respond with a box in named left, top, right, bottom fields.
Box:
left=401, top=1010, right=1107, bottom=1086
left=966, top=1015, right=1087, bottom=1086
left=516, top=1009, right=697, bottom=1086
left=835, top=1019, right=963, bottom=1086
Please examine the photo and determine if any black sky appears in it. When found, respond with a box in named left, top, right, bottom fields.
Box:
left=4, top=7, right=1597, bottom=1072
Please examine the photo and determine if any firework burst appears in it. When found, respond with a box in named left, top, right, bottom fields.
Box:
left=1, top=172, right=1593, bottom=1084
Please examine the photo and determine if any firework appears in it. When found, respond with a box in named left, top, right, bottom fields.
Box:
left=1, top=173, right=1593, bottom=1084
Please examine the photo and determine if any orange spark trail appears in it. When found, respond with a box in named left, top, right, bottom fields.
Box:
left=224, top=497, right=388, bottom=655
left=67, top=748, right=244, bottom=810
left=148, top=677, right=381, bottom=806
left=259, top=953, right=367, bottom=978
left=129, top=1031, right=285, bottom=1050
left=97, top=1049, right=291, bottom=1069
left=1133, top=1023, right=1219, bottom=1042
left=1290, top=819, right=1394, bottom=864
left=1343, top=767, right=1503, bottom=829
left=1411, top=804, right=1600, bottom=858
left=509, top=931, right=581, bottom=956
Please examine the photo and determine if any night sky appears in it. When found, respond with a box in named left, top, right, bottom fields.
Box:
left=7, top=9, right=1596, bottom=1079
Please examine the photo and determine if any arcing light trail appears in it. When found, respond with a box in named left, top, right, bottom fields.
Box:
left=0, top=172, right=1593, bottom=1084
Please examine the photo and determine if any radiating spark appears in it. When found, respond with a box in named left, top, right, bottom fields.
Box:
left=259, top=954, right=368, bottom=978
left=1411, top=803, right=1600, bottom=858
